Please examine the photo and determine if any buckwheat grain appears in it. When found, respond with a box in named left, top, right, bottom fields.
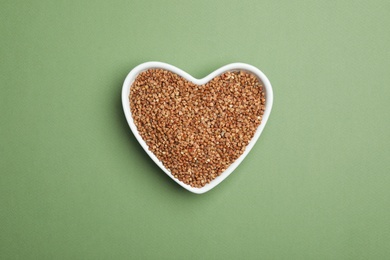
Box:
left=129, top=69, right=265, bottom=188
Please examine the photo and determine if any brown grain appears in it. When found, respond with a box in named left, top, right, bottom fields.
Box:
left=129, top=69, right=265, bottom=188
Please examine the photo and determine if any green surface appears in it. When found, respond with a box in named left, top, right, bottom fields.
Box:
left=1, top=0, right=390, bottom=259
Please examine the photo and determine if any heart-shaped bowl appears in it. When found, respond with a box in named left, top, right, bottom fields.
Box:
left=122, top=62, right=273, bottom=194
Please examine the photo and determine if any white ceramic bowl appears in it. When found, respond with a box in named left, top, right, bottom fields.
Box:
left=122, top=62, right=273, bottom=194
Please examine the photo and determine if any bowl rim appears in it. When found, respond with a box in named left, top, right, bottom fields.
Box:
left=121, top=61, right=273, bottom=194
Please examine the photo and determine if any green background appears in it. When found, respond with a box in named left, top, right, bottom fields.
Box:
left=1, top=0, right=389, bottom=259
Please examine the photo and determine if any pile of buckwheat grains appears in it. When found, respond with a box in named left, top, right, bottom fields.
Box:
left=129, top=69, right=265, bottom=188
